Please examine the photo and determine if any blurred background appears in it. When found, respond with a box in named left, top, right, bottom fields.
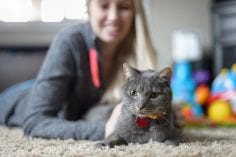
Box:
left=0, top=0, right=236, bottom=125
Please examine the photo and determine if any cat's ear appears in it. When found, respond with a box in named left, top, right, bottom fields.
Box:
left=157, top=67, right=172, bottom=85
left=123, top=63, right=139, bottom=79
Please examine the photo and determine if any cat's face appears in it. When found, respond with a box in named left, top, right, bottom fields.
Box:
left=122, top=63, right=172, bottom=117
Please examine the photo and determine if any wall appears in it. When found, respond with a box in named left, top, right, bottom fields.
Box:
left=0, top=21, right=75, bottom=47
left=0, top=0, right=213, bottom=69
left=144, top=0, right=213, bottom=69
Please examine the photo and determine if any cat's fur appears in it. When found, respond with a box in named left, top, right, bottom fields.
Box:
left=100, top=63, right=181, bottom=147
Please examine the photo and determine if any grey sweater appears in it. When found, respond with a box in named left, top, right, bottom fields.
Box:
left=0, top=21, right=107, bottom=140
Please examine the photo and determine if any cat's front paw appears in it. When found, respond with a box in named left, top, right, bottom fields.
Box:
left=103, top=133, right=128, bottom=148
left=94, top=141, right=107, bottom=148
left=105, top=139, right=128, bottom=148
left=164, top=139, right=179, bottom=146
left=94, top=139, right=127, bottom=148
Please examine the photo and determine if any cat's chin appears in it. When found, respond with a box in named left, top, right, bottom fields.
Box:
left=136, top=113, right=147, bottom=118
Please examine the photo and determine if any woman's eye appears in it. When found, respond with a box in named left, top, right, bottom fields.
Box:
left=119, top=4, right=131, bottom=10
left=129, top=90, right=137, bottom=97
left=149, top=92, right=159, bottom=99
left=100, top=3, right=109, bottom=9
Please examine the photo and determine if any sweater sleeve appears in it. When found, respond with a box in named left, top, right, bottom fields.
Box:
left=23, top=30, right=105, bottom=140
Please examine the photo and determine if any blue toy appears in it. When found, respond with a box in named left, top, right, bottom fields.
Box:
left=171, top=61, right=196, bottom=103
left=211, top=64, right=236, bottom=94
left=171, top=61, right=203, bottom=117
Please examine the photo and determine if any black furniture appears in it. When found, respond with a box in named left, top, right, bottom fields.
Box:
left=0, top=21, right=73, bottom=92
left=212, top=0, right=236, bottom=76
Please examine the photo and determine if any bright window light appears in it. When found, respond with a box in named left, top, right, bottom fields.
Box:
left=0, top=0, right=88, bottom=22
left=41, top=0, right=64, bottom=22
left=65, top=0, right=88, bottom=20
left=0, top=0, right=33, bottom=22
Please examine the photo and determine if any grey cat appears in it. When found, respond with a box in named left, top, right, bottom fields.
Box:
left=99, top=63, right=182, bottom=147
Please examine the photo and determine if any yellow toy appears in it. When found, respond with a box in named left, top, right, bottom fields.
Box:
left=208, top=100, right=232, bottom=123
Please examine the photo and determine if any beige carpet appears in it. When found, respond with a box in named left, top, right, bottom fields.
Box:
left=0, top=126, right=236, bottom=157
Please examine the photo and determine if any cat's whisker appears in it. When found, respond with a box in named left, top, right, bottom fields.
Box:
left=150, top=110, right=168, bottom=116
left=120, top=108, right=129, bottom=115
left=120, top=110, right=129, bottom=116
left=156, top=118, right=163, bottom=125
left=160, top=115, right=176, bottom=129
left=155, top=110, right=166, bottom=114
left=160, top=117, right=172, bottom=127
left=159, top=117, right=167, bottom=126
left=144, top=108, right=155, bottom=112
left=120, top=106, right=137, bottom=120
left=162, top=112, right=176, bottom=116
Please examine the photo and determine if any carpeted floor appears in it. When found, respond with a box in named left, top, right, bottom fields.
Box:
left=0, top=126, right=236, bottom=157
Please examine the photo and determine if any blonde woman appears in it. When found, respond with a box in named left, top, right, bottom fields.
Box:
left=0, top=0, right=157, bottom=140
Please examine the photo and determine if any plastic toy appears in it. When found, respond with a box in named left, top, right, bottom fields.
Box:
left=192, top=103, right=204, bottom=117
left=206, top=63, right=236, bottom=125
left=171, top=61, right=196, bottom=103
left=172, top=62, right=236, bottom=126
left=212, top=64, right=236, bottom=94
left=195, top=84, right=210, bottom=105
left=227, top=63, right=236, bottom=89
left=211, top=68, right=228, bottom=94
left=171, top=61, right=204, bottom=119
left=208, top=100, right=232, bottom=123
left=182, top=104, right=194, bottom=118
left=194, top=70, right=210, bottom=85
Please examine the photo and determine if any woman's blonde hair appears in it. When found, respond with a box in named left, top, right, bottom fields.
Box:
left=87, top=0, right=157, bottom=103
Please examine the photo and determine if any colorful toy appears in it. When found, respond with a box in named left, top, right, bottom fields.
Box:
left=172, top=62, right=236, bottom=126
left=206, top=63, right=236, bottom=125
left=171, top=61, right=204, bottom=118
left=195, top=84, right=210, bottom=105
left=192, top=103, right=204, bottom=117
left=182, top=104, right=194, bottom=118
left=208, top=100, right=232, bottom=123
left=212, top=64, right=236, bottom=94
left=171, top=61, right=196, bottom=103
left=211, top=68, right=228, bottom=94
left=227, top=63, right=236, bottom=89
left=194, top=70, right=210, bottom=85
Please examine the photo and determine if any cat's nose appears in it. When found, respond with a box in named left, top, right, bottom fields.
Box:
left=137, top=105, right=145, bottom=112
left=139, top=106, right=145, bottom=110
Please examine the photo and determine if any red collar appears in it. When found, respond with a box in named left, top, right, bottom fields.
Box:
left=135, top=113, right=167, bottom=128
left=135, top=117, right=150, bottom=128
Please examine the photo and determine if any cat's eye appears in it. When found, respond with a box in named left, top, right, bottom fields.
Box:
left=129, top=90, right=137, bottom=97
left=149, top=92, right=159, bottom=99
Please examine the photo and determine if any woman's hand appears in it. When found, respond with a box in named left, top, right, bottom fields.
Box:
left=105, top=103, right=122, bottom=138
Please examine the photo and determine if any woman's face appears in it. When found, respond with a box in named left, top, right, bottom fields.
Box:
left=88, top=0, right=134, bottom=44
